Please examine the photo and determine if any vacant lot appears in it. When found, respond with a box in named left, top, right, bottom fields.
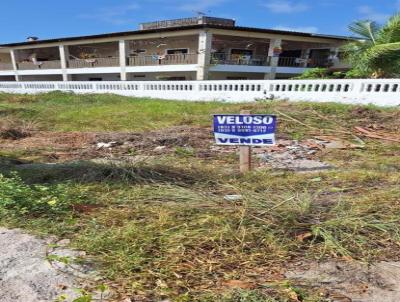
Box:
left=0, top=92, right=399, bottom=301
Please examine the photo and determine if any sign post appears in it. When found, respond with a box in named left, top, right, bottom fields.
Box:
left=213, top=111, right=277, bottom=174
left=239, top=110, right=252, bottom=173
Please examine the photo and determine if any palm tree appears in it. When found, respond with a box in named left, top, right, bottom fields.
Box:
left=343, top=13, right=400, bottom=78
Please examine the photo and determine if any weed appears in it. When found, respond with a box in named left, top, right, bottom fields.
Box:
left=0, top=172, right=90, bottom=218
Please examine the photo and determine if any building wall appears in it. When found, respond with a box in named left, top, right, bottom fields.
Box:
left=0, top=53, right=12, bottom=64
left=19, top=75, right=63, bottom=81
left=71, top=73, right=121, bottom=81
left=0, top=75, right=15, bottom=81
left=70, top=72, right=196, bottom=81
left=127, top=71, right=196, bottom=81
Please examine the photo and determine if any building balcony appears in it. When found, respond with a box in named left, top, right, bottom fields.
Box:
left=17, top=60, right=61, bottom=70
left=67, top=57, right=120, bottom=69
left=211, top=54, right=271, bottom=66
left=127, top=53, right=197, bottom=66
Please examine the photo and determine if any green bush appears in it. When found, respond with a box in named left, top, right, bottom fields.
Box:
left=0, top=173, right=87, bottom=217
left=293, top=68, right=331, bottom=79
left=344, top=68, right=368, bottom=79
left=293, top=68, right=362, bottom=79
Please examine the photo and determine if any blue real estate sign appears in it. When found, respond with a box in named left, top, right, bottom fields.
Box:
left=213, top=114, right=277, bottom=146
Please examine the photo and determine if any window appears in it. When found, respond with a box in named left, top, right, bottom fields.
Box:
left=89, top=77, right=102, bottom=81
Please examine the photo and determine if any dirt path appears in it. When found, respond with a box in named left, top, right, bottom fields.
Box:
left=0, top=228, right=94, bottom=302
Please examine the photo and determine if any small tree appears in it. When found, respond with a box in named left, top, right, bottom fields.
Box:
left=343, top=13, right=400, bottom=78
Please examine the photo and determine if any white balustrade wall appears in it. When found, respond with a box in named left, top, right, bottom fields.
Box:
left=0, top=79, right=399, bottom=106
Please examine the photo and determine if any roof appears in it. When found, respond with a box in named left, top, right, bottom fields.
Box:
left=0, top=24, right=352, bottom=48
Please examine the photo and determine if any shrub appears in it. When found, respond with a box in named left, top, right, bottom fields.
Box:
left=293, top=68, right=331, bottom=79
left=0, top=173, right=88, bottom=217
left=344, top=68, right=368, bottom=79
left=293, top=68, right=348, bottom=79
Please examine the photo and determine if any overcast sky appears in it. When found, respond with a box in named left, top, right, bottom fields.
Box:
left=1, top=0, right=399, bottom=43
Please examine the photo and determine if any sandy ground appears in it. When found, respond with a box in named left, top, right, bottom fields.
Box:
left=286, top=260, right=400, bottom=302
left=0, top=228, right=94, bottom=302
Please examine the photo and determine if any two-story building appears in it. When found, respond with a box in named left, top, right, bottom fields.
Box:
left=0, top=16, right=350, bottom=82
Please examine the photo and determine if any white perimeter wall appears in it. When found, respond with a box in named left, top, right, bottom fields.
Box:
left=0, top=79, right=399, bottom=106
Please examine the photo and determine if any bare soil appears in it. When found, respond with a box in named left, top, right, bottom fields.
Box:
left=286, top=260, right=400, bottom=302
left=0, top=228, right=96, bottom=302
left=0, top=126, right=338, bottom=171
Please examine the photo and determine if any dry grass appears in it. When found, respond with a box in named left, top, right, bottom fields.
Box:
left=0, top=117, right=38, bottom=139
left=0, top=93, right=399, bottom=301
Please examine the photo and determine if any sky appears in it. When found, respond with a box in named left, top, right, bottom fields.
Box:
left=0, top=0, right=399, bottom=44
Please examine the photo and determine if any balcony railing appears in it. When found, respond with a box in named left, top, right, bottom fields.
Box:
left=211, top=54, right=271, bottom=66
left=127, top=53, right=197, bottom=66
left=278, top=57, right=331, bottom=68
left=210, top=54, right=332, bottom=68
left=0, top=63, right=13, bottom=70
left=140, top=16, right=235, bottom=30
left=67, top=57, right=120, bottom=68
left=278, top=57, right=303, bottom=67
left=17, top=60, right=61, bottom=70
left=307, top=58, right=333, bottom=68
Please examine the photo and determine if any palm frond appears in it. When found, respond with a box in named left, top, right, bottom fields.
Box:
left=365, top=42, right=400, bottom=60
left=378, top=13, right=400, bottom=43
left=348, top=20, right=381, bottom=43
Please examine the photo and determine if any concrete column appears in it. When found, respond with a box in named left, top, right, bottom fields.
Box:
left=265, top=39, right=282, bottom=80
left=119, top=40, right=128, bottom=81
left=301, top=49, right=311, bottom=67
left=196, top=31, right=212, bottom=81
left=10, top=49, right=19, bottom=82
left=59, top=45, right=71, bottom=81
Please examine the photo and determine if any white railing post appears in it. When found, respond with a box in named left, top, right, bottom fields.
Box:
left=119, top=40, right=128, bottom=81
left=197, top=31, right=212, bottom=80
left=9, top=49, right=20, bottom=82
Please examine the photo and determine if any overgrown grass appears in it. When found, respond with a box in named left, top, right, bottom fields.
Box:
left=0, top=92, right=245, bottom=131
left=0, top=92, right=399, bottom=301
left=0, top=92, right=398, bottom=134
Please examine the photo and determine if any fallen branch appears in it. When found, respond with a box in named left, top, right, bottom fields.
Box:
left=354, top=127, right=400, bottom=143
